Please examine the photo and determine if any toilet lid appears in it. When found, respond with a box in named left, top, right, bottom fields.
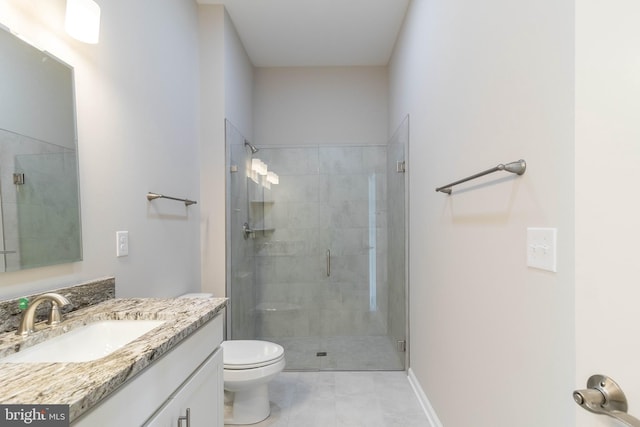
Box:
left=222, top=340, right=284, bottom=369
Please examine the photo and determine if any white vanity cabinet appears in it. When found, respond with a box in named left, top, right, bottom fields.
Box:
left=72, top=313, right=224, bottom=427
left=144, top=348, right=222, bottom=426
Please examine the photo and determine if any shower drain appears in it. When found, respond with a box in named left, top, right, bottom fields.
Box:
left=316, top=352, right=327, bottom=357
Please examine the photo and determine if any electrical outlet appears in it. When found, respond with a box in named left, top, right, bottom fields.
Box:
left=527, top=228, right=557, bottom=272
left=116, top=231, right=129, bottom=257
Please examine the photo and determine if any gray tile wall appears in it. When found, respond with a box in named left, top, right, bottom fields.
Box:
left=0, top=129, right=80, bottom=272
left=251, top=146, right=389, bottom=341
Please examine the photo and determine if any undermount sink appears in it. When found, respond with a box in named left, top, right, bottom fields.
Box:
left=1, top=320, right=165, bottom=363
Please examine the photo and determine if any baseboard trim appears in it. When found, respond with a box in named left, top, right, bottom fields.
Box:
left=407, top=368, right=443, bottom=427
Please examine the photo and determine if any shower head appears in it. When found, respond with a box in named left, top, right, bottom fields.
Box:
left=244, top=139, right=259, bottom=154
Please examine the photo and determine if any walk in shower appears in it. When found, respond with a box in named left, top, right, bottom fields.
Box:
left=226, top=119, right=408, bottom=371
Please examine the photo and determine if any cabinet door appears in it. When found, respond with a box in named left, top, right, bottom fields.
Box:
left=144, top=347, right=223, bottom=427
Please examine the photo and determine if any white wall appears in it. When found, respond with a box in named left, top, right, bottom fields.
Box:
left=0, top=30, right=75, bottom=150
left=223, top=10, right=253, bottom=141
left=390, top=0, right=575, bottom=425
left=198, top=5, right=253, bottom=297
left=0, top=0, right=202, bottom=298
left=575, top=1, right=640, bottom=425
left=198, top=5, right=226, bottom=297
left=254, top=67, right=388, bottom=146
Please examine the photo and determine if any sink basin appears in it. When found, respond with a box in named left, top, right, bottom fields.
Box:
left=1, top=320, right=164, bottom=363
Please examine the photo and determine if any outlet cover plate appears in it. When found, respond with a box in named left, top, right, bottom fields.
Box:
left=527, top=227, right=557, bottom=272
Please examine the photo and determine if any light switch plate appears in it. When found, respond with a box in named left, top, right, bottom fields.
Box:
left=116, top=231, right=129, bottom=257
left=527, top=227, right=557, bottom=272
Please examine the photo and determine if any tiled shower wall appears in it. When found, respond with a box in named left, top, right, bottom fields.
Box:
left=0, top=129, right=80, bottom=272
left=250, top=146, right=388, bottom=340
left=16, top=151, right=81, bottom=269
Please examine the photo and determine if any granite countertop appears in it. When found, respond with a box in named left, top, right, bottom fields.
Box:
left=0, top=297, right=227, bottom=422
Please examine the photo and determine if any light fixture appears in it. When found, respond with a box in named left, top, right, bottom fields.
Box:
left=65, top=0, right=101, bottom=44
left=258, top=161, right=268, bottom=176
left=266, top=171, right=279, bottom=185
left=251, top=159, right=268, bottom=176
left=249, top=169, right=259, bottom=184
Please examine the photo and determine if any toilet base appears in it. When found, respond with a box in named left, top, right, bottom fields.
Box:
left=224, top=383, right=271, bottom=425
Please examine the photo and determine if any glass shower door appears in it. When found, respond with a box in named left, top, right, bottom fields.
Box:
left=226, top=120, right=256, bottom=340
left=386, top=117, right=408, bottom=367
left=225, top=118, right=408, bottom=371
left=312, top=145, right=395, bottom=370
left=250, top=145, right=405, bottom=371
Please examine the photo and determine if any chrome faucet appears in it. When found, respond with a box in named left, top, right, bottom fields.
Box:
left=16, top=293, right=71, bottom=336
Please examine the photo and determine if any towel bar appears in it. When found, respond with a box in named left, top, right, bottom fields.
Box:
left=435, top=159, right=526, bottom=194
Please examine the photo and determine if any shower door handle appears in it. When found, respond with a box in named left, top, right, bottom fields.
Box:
left=326, top=249, right=331, bottom=277
left=177, top=407, right=190, bottom=427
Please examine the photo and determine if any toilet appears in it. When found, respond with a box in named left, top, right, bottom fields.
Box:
left=222, top=340, right=285, bottom=424
left=179, top=293, right=285, bottom=425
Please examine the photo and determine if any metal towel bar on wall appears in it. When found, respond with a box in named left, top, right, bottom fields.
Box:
left=147, top=192, right=197, bottom=206
left=435, top=159, right=526, bottom=194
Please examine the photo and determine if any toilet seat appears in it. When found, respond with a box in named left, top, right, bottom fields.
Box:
left=177, top=294, right=284, bottom=425
left=222, top=340, right=285, bottom=369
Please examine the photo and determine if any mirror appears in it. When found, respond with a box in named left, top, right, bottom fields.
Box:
left=0, top=27, right=82, bottom=272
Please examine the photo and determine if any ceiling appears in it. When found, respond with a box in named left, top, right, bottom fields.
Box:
left=197, top=0, right=410, bottom=67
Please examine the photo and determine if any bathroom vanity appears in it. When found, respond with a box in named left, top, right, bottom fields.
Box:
left=0, top=296, right=227, bottom=426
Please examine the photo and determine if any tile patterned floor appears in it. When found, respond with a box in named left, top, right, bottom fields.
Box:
left=224, top=371, right=430, bottom=427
